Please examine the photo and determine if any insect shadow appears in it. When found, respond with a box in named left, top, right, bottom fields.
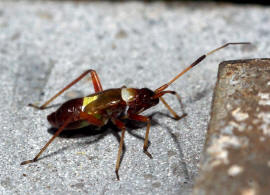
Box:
left=43, top=116, right=161, bottom=164
left=45, top=111, right=186, bottom=170
left=151, top=112, right=190, bottom=182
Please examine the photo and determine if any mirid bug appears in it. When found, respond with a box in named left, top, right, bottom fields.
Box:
left=21, top=42, right=250, bottom=180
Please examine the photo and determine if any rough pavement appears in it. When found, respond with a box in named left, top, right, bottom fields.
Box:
left=0, top=1, right=268, bottom=194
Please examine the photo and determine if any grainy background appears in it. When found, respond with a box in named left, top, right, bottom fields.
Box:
left=0, top=1, right=268, bottom=194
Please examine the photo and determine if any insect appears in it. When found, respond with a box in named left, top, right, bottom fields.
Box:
left=21, top=42, right=250, bottom=180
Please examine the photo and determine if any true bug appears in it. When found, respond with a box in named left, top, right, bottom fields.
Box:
left=21, top=42, right=250, bottom=180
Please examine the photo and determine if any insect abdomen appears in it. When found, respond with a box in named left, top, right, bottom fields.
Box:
left=47, top=98, right=83, bottom=129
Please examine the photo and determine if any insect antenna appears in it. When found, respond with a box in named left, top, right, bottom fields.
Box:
left=154, top=42, right=250, bottom=97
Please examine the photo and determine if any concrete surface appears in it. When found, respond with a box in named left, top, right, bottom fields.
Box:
left=194, top=59, right=270, bottom=195
left=0, top=1, right=268, bottom=194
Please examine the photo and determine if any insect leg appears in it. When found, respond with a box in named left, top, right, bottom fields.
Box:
left=160, top=97, right=181, bottom=119
left=79, top=111, right=104, bottom=127
left=89, top=69, right=103, bottom=92
left=29, top=69, right=103, bottom=110
left=159, top=91, right=187, bottom=120
left=20, top=117, right=72, bottom=165
left=127, top=114, right=152, bottom=159
left=111, top=118, right=126, bottom=180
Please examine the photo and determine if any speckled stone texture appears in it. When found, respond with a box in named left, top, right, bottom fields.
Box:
left=194, top=59, right=270, bottom=195
left=0, top=1, right=268, bottom=194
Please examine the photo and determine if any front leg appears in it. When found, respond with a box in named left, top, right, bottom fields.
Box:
left=154, top=90, right=187, bottom=120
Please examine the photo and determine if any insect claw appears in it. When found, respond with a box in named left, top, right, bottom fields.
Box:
left=115, top=170, right=120, bottom=181
left=173, top=115, right=181, bottom=120
left=143, top=150, right=153, bottom=159
left=175, top=113, right=188, bottom=120
left=20, top=159, right=35, bottom=165
left=28, top=103, right=39, bottom=108
left=28, top=103, right=45, bottom=110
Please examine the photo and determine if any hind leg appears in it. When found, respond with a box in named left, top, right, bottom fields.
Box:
left=29, top=69, right=103, bottom=110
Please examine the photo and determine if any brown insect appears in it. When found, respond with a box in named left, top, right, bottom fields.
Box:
left=21, top=42, right=249, bottom=180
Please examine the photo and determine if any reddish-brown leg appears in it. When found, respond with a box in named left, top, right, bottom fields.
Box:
left=21, top=117, right=73, bottom=165
left=111, top=118, right=126, bottom=180
left=29, top=69, right=103, bottom=110
left=160, top=97, right=181, bottom=120
left=158, top=91, right=186, bottom=120
left=128, top=113, right=152, bottom=159
left=79, top=111, right=104, bottom=127
left=20, top=112, right=103, bottom=166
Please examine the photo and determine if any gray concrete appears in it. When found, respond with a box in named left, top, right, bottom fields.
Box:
left=0, top=1, right=268, bottom=194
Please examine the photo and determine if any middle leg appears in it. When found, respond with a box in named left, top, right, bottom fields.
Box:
left=127, top=113, right=152, bottom=159
left=111, top=118, right=126, bottom=180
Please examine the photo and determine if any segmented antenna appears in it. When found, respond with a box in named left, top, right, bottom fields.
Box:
left=155, top=42, right=250, bottom=94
